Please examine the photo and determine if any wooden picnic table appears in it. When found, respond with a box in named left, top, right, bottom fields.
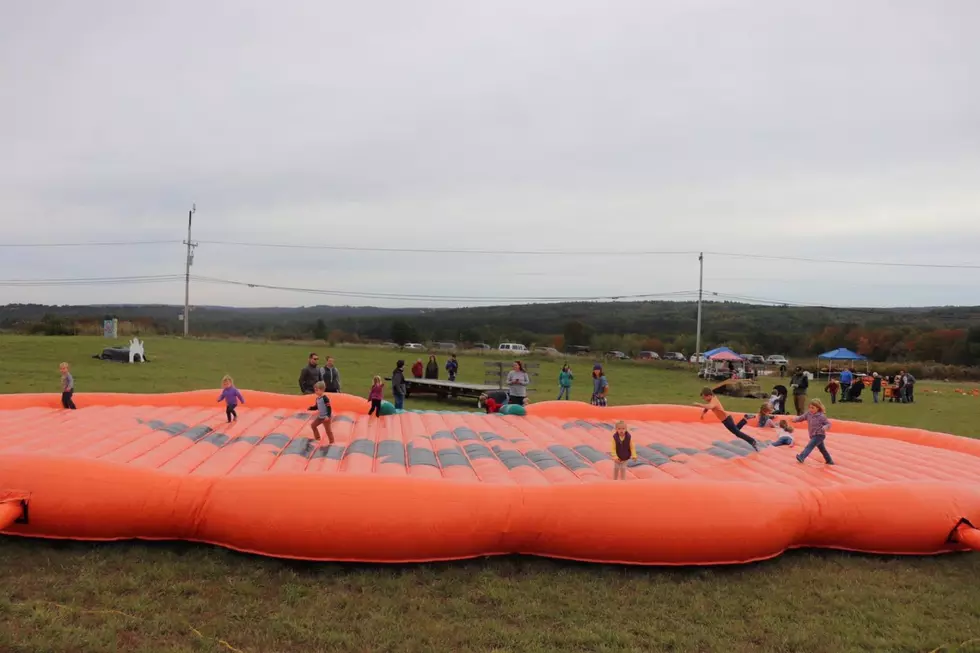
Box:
left=386, top=377, right=503, bottom=405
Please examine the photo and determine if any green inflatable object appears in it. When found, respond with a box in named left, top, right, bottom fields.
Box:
left=499, top=403, right=527, bottom=417
left=379, top=400, right=397, bottom=416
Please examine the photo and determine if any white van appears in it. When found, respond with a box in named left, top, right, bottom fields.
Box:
left=498, top=343, right=529, bottom=354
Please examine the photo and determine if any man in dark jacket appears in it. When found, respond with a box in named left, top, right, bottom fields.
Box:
left=299, top=353, right=321, bottom=394
left=790, top=366, right=809, bottom=416
left=321, top=356, right=341, bottom=393
left=391, top=360, right=407, bottom=410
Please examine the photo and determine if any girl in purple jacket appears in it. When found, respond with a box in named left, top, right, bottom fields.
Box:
left=793, top=399, right=834, bottom=465
left=217, top=375, right=245, bottom=423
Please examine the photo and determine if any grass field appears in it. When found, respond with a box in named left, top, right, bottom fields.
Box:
left=1, top=335, right=979, bottom=653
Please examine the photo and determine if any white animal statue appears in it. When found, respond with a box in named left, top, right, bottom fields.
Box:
left=129, top=337, right=145, bottom=363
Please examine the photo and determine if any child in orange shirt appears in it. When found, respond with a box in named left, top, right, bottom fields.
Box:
left=694, top=387, right=760, bottom=451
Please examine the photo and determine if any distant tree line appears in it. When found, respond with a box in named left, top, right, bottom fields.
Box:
left=2, top=301, right=979, bottom=366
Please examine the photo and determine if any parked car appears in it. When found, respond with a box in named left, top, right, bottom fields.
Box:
left=382, top=342, right=400, bottom=348
left=690, top=353, right=705, bottom=364
left=432, top=341, right=456, bottom=351
left=662, top=351, right=686, bottom=362
left=472, top=343, right=491, bottom=351
left=766, top=355, right=789, bottom=365
left=566, top=345, right=591, bottom=355
left=404, top=343, right=424, bottom=351
left=638, top=351, right=661, bottom=360
left=742, top=354, right=766, bottom=364
left=499, top=343, right=529, bottom=354
left=533, top=346, right=560, bottom=356
left=606, top=350, right=630, bottom=360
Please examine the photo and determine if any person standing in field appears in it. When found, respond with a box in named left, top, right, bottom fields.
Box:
left=321, top=356, right=342, bottom=393
left=871, top=372, right=882, bottom=403
left=506, top=360, right=530, bottom=405
left=446, top=354, right=459, bottom=382
left=391, top=359, right=407, bottom=410
left=790, top=366, right=809, bottom=416
left=825, top=376, right=840, bottom=404
left=591, top=364, right=609, bottom=406
left=839, top=367, right=853, bottom=403
left=557, top=364, right=574, bottom=400
left=299, top=352, right=321, bottom=394
left=904, top=371, right=916, bottom=403
left=425, top=355, right=439, bottom=379
left=411, top=359, right=424, bottom=378
left=59, top=362, right=77, bottom=410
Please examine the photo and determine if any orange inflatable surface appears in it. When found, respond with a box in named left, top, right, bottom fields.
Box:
left=1, top=390, right=979, bottom=566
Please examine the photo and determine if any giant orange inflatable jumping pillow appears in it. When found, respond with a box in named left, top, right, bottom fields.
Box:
left=1, top=390, right=978, bottom=565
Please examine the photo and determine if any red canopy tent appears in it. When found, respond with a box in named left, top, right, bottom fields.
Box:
left=708, top=351, right=743, bottom=362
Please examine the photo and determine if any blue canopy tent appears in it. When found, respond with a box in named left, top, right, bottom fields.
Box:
left=703, top=346, right=739, bottom=359
left=817, top=348, right=868, bottom=375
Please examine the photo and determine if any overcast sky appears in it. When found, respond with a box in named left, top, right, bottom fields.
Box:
left=2, top=0, right=978, bottom=309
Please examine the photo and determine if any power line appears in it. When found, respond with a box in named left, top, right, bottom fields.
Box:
left=196, top=240, right=980, bottom=269
left=703, top=290, right=913, bottom=314
left=703, top=251, right=980, bottom=270
left=0, top=274, right=184, bottom=287
left=0, top=240, right=180, bottom=248
left=3, top=236, right=980, bottom=270
left=195, top=240, right=699, bottom=257
left=191, top=275, right=700, bottom=304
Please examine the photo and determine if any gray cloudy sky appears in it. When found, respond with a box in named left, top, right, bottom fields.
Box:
left=2, top=0, right=979, bottom=308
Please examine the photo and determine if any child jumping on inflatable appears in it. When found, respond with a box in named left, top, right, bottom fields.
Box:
left=368, top=375, right=384, bottom=417
left=694, top=387, right=760, bottom=451
left=793, top=399, right=834, bottom=465
left=610, top=420, right=637, bottom=480
left=217, top=375, right=244, bottom=423
left=311, top=381, right=335, bottom=444
left=737, top=402, right=778, bottom=430
left=59, top=362, right=77, bottom=410
left=772, top=420, right=795, bottom=447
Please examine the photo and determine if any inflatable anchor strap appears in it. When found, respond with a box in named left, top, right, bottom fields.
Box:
left=0, top=492, right=29, bottom=530
left=948, top=518, right=980, bottom=551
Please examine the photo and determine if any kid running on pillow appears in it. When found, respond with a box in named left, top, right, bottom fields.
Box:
left=793, top=399, right=834, bottom=464
left=217, top=375, right=244, bottom=423
left=694, top=387, right=760, bottom=451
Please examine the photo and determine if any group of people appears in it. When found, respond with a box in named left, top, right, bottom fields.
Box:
left=820, top=368, right=916, bottom=405
left=785, top=365, right=918, bottom=414
left=56, top=353, right=839, bottom=476
left=693, top=387, right=835, bottom=465
left=409, top=354, right=459, bottom=381
left=554, top=363, right=609, bottom=406
left=610, top=386, right=835, bottom=480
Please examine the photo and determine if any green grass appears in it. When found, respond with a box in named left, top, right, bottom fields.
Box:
left=1, top=335, right=979, bottom=653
